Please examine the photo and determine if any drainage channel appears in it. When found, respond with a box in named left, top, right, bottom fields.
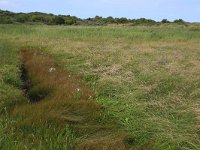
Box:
left=21, top=63, right=30, bottom=98
left=20, top=58, right=49, bottom=103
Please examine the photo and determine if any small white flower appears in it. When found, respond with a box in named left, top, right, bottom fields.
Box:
left=48, top=67, right=56, bottom=72
left=69, top=75, right=71, bottom=78
left=77, top=88, right=80, bottom=92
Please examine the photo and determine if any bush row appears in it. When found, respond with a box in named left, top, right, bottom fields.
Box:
left=0, top=10, right=186, bottom=25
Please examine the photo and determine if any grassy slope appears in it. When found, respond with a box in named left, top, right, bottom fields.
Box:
left=0, top=24, right=200, bottom=149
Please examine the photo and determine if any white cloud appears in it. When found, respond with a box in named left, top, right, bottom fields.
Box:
left=0, top=0, right=14, bottom=6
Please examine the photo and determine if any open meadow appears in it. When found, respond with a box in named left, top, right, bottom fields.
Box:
left=0, top=24, right=200, bottom=149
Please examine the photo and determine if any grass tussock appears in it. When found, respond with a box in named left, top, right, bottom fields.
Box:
left=13, top=49, right=134, bottom=149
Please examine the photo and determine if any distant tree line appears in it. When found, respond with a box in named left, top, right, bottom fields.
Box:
left=0, top=10, right=78, bottom=25
left=0, top=10, right=186, bottom=25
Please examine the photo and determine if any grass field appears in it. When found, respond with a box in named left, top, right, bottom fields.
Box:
left=0, top=24, right=200, bottom=149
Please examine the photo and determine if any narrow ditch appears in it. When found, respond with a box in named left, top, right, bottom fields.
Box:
left=21, top=63, right=30, bottom=96
left=21, top=63, right=48, bottom=103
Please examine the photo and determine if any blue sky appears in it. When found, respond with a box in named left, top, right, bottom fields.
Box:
left=0, top=0, right=199, bottom=22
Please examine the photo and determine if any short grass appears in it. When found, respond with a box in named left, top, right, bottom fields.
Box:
left=0, top=24, right=200, bottom=149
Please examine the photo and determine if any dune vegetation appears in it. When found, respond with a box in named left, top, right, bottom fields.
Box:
left=0, top=24, right=200, bottom=149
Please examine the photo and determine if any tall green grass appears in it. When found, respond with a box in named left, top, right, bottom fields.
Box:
left=0, top=24, right=200, bottom=42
